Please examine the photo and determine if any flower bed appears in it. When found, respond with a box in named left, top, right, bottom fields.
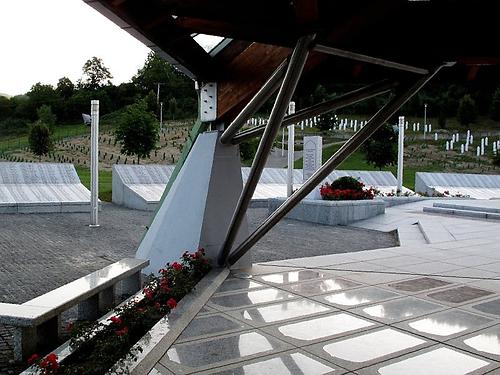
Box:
left=27, top=249, right=211, bottom=374
left=319, top=176, right=377, bottom=201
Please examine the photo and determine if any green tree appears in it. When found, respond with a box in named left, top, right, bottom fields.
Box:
left=29, top=122, right=52, bottom=161
left=56, top=77, right=74, bottom=99
left=361, top=124, right=397, bottom=170
left=457, top=94, right=477, bottom=125
left=81, top=57, right=113, bottom=90
left=115, top=101, right=159, bottom=164
left=317, top=112, right=337, bottom=132
left=36, top=105, right=56, bottom=131
left=26, top=83, right=58, bottom=120
left=491, top=87, right=500, bottom=121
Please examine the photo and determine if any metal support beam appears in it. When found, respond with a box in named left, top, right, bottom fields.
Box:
left=220, top=60, right=288, bottom=144
left=218, top=34, right=315, bottom=266
left=231, top=80, right=397, bottom=144
left=228, top=64, right=449, bottom=266
left=314, top=44, right=429, bottom=75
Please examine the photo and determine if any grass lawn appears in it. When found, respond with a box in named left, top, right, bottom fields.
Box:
left=76, top=166, right=113, bottom=202
left=294, top=143, right=439, bottom=190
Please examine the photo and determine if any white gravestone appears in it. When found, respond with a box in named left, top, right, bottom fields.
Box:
left=303, top=136, right=323, bottom=182
left=434, top=133, right=438, bottom=141
left=486, top=137, right=489, bottom=146
left=477, top=146, right=481, bottom=157
left=446, top=141, right=449, bottom=151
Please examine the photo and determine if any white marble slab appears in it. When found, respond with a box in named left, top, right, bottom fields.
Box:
left=0, top=162, right=92, bottom=212
left=416, top=172, right=500, bottom=199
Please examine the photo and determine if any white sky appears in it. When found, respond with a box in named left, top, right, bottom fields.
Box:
left=0, top=0, right=151, bottom=96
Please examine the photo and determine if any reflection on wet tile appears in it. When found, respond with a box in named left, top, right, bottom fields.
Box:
left=216, top=279, right=266, bottom=294
left=322, top=328, right=425, bottom=363
left=237, top=299, right=331, bottom=324
left=320, top=287, right=399, bottom=307
left=164, top=332, right=287, bottom=369
left=377, top=347, right=490, bottom=375
left=473, top=298, right=500, bottom=316
left=209, top=288, right=295, bottom=309
left=464, top=326, right=500, bottom=356
left=288, top=278, right=360, bottom=295
left=257, top=270, right=332, bottom=285
left=178, top=314, right=248, bottom=341
left=362, top=298, right=442, bottom=322
left=277, top=313, right=374, bottom=341
left=428, top=286, right=494, bottom=304
left=213, top=352, right=335, bottom=375
left=389, top=277, right=451, bottom=292
left=407, top=310, right=492, bottom=337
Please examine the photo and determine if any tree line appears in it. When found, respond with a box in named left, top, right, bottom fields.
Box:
left=0, top=53, right=197, bottom=136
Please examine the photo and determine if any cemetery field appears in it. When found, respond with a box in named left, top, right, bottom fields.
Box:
left=1, top=121, right=192, bottom=171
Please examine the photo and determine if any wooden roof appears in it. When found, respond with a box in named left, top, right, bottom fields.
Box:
left=84, top=0, right=500, bottom=120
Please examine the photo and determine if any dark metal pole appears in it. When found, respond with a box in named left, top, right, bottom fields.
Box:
left=228, top=64, right=449, bottom=266
left=232, top=80, right=398, bottom=144
left=314, top=44, right=429, bottom=75
left=220, top=60, right=288, bottom=144
left=218, top=34, right=315, bottom=266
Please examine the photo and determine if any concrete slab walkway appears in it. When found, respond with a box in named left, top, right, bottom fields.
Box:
left=148, top=198, right=500, bottom=374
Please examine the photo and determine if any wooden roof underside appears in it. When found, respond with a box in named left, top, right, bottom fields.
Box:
left=84, top=0, right=500, bottom=121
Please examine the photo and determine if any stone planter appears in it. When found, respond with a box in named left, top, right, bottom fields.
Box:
left=20, top=269, right=228, bottom=375
left=268, top=198, right=385, bottom=226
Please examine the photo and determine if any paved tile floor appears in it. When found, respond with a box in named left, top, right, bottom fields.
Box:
left=149, top=199, right=500, bottom=374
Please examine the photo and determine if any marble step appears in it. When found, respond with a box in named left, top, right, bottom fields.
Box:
left=432, top=202, right=500, bottom=214
left=423, top=206, right=500, bottom=221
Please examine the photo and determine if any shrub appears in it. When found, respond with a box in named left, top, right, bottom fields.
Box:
left=329, top=176, right=364, bottom=191
left=457, top=94, right=477, bottom=125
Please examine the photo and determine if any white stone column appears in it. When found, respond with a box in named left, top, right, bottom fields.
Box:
left=397, top=116, right=405, bottom=195
left=287, top=102, right=295, bottom=197
left=90, top=100, right=99, bottom=227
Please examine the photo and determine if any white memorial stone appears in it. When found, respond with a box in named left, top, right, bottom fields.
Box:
left=303, top=136, right=323, bottom=182
left=429, top=124, right=432, bottom=132
left=417, top=123, right=420, bottom=131
left=461, top=144, right=464, bottom=154
left=481, top=138, right=485, bottom=155
left=477, top=146, right=481, bottom=157
left=446, top=141, right=450, bottom=151
left=434, top=133, right=438, bottom=141
left=486, top=136, right=489, bottom=146
left=470, top=134, right=474, bottom=144
left=465, top=142, right=469, bottom=152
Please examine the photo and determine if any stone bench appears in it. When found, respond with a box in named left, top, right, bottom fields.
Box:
left=0, top=258, right=149, bottom=361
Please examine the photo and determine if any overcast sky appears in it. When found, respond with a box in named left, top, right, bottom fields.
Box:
left=0, top=0, right=151, bottom=96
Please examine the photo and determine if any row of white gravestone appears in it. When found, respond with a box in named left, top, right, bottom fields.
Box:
left=246, top=116, right=320, bottom=130
left=444, top=130, right=499, bottom=156
left=334, top=118, right=368, bottom=132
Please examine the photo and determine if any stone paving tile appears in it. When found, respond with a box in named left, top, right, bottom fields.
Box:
left=176, top=312, right=253, bottom=343
left=302, top=327, right=433, bottom=372
left=387, top=277, right=453, bottom=293
left=443, top=255, right=500, bottom=268
left=427, top=286, right=495, bottom=305
left=225, top=299, right=334, bottom=328
left=260, top=311, right=379, bottom=347
left=193, top=349, right=346, bottom=375
left=393, top=309, right=495, bottom=342
left=447, top=324, right=500, bottom=362
left=279, top=278, right=362, bottom=297
left=357, top=345, right=500, bottom=375
left=253, top=269, right=336, bottom=286
left=159, top=330, right=292, bottom=374
left=212, top=278, right=268, bottom=295
left=353, top=296, right=447, bottom=324
left=313, top=287, right=401, bottom=309
left=207, top=287, right=298, bottom=311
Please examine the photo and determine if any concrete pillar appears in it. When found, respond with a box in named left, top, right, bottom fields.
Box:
left=99, top=285, right=115, bottom=313
left=78, top=294, right=99, bottom=320
left=396, top=116, right=405, bottom=195
left=13, top=316, right=60, bottom=361
left=121, top=272, right=142, bottom=299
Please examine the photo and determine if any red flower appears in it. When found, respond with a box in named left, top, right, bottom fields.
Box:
left=167, top=298, right=177, bottom=309
left=46, top=353, right=58, bottom=363
left=171, top=262, right=183, bottom=271
left=109, top=316, right=122, bottom=326
left=116, top=326, right=129, bottom=336
left=160, top=279, right=170, bottom=292
left=143, top=287, right=154, bottom=299
left=40, top=353, right=59, bottom=370
left=27, top=353, right=39, bottom=365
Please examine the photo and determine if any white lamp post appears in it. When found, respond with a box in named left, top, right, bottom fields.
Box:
left=396, top=116, right=405, bottom=195
left=423, top=103, right=427, bottom=139
left=287, top=101, right=296, bottom=197
left=90, top=100, right=99, bottom=227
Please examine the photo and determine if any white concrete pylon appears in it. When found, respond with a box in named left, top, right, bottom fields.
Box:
left=417, top=122, right=420, bottom=132
left=470, top=134, right=474, bottom=144
left=461, top=144, right=464, bottom=154
left=486, top=136, right=489, bottom=146
left=477, top=146, right=481, bottom=157
left=446, top=141, right=450, bottom=151
left=434, top=133, right=438, bottom=141
left=481, top=138, right=485, bottom=155
left=429, top=124, right=432, bottom=132
left=465, top=142, right=469, bottom=152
